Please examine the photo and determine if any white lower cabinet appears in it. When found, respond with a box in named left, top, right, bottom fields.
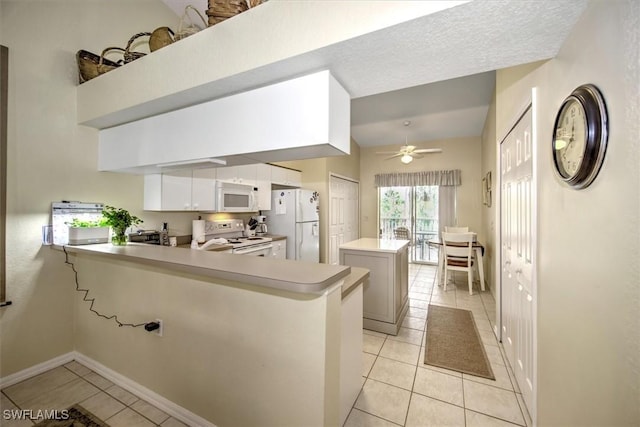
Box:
left=271, top=238, right=287, bottom=259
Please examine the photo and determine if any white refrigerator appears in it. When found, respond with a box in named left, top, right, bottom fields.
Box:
left=266, top=189, right=319, bottom=262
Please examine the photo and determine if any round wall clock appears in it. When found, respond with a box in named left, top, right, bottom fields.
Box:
left=552, top=84, right=608, bottom=189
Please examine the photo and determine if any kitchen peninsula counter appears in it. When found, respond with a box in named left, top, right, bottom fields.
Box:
left=59, top=243, right=350, bottom=295
left=59, top=242, right=365, bottom=426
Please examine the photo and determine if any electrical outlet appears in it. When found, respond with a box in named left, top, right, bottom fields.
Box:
left=154, top=319, right=163, bottom=337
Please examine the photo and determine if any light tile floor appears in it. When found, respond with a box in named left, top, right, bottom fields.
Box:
left=344, top=263, right=533, bottom=427
left=1, top=361, right=187, bottom=427
left=1, top=264, right=533, bottom=427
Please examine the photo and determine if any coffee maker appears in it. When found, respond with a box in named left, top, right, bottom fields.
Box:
left=253, top=215, right=268, bottom=235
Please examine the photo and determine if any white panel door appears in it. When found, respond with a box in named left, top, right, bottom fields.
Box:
left=500, top=107, right=535, bottom=416
left=329, top=175, right=359, bottom=265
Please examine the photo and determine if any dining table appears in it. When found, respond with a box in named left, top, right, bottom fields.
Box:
left=427, top=235, right=486, bottom=292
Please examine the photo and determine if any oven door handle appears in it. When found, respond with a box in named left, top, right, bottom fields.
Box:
left=233, top=244, right=273, bottom=255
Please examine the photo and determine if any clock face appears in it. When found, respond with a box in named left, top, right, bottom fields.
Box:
left=551, top=84, right=608, bottom=189
left=554, top=97, right=587, bottom=179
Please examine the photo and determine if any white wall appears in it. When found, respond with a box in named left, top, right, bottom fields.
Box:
left=359, top=137, right=483, bottom=240
left=0, top=0, right=191, bottom=377
left=495, top=1, right=639, bottom=424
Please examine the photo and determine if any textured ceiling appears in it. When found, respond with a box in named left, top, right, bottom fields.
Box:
left=158, top=0, right=586, bottom=147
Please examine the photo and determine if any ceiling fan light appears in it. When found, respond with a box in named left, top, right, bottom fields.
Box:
left=401, top=154, right=413, bottom=164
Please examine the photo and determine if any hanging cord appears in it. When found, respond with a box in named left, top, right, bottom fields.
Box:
left=63, top=246, right=148, bottom=329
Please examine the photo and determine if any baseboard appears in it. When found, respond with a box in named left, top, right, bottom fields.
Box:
left=0, top=352, right=75, bottom=388
left=0, top=352, right=215, bottom=427
left=73, top=352, right=216, bottom=427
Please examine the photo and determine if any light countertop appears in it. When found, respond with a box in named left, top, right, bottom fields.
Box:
left=339, top=238, right=410, bottom=253
left=58, top=243, right=351, bottom=296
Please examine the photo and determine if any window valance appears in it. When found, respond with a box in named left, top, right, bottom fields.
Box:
left=374, top=170, right=462, bottom=187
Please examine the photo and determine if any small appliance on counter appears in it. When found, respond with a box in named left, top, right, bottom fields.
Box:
left=128, top=230, right=163, bottom=245
left=252, top=215, right=268, bottom=236
left=51, top=201, right=105, bottom=245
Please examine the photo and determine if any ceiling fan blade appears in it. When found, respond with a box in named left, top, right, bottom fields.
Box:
left=384, top=153, right=404, bottom=160
left=413, top=148, right=443, bottom=154
left=376, top=151, right=402, bottom=155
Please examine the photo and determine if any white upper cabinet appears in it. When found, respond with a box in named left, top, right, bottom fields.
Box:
left=144, top=168, right=217, bottom=211
left=98, top=71, right=350, bottom=174
left=216, top=165, right=257, bottom=185
left=271, top=166, right=302, bottom=187
left=255, top=164, right=272, bottom=211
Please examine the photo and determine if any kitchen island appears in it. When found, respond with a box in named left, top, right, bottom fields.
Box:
left=58, top=243, right=367, bottom=427
left=339, top=238, right=409, bottom=335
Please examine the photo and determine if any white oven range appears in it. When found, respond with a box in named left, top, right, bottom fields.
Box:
left=204, top=219, right=273, bottom=256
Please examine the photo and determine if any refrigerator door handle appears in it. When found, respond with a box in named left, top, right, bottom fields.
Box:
left=312, top=222, right=319, bottom=236
left=298, top=225, right=303, bottom=255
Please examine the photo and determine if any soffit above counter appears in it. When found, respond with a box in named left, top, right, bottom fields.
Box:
left=77, top=0, right=587, bottom=130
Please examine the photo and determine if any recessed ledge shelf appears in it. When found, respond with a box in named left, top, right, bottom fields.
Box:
left=76, top=1, right=587, bottom=131
left=76, top=1, right=467, bottom=130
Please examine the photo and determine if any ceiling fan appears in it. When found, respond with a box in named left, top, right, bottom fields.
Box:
left=376, top=121, right=442, bottom=164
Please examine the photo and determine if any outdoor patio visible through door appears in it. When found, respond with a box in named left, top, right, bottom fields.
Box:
left=378, top=186, right=439, bottom=264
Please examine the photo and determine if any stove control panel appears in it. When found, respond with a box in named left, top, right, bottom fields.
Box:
left=206, top=219, right=244, bottom=236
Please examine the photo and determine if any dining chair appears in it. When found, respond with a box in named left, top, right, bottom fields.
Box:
left=394, top=226, right=411, bottom=241
left=444, top=226, right=469, bottom=233
left=442, top=232, right=475, bottom=295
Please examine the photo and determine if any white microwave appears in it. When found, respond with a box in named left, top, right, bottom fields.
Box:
left=215, top=181, right=258, bottom=212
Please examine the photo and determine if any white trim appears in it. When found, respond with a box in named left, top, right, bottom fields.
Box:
left=328, top=172, right=359, bottom=184
left=530, top=86, right=539, bottom=427
left=0, top=352, right=75, bottom=388
left=73, top=352, right=216, bottom=427
left=0, top=352, right=216, bottom=427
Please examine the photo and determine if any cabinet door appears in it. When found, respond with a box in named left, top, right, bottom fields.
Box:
left=271, top=238, right=287, bottom=259
left=144, top=174, right=162, bottom=210
left=287, top=169, right=302, bottom=187
left=215, top=166, right=237, bottom=183
left=271, top=165, right=301, bottom=187
left=162, top=170, right=193, bottom=210
left=256, top=164, right=272, bottom=210
left=216, top=165, right=257, bottom=185
left=192, top=168, right=217, bottom=211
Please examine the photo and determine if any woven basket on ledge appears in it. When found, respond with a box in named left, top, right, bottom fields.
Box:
left=206, top=0, right=265, bottom=26
left=76, top=48, right=124, bottom=84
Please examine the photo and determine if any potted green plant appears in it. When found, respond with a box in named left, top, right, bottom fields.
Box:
left=66, top=217, right=110, bottom=245
left=101, top=205, right=143, bottom=246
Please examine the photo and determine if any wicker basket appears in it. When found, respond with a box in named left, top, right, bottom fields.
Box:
left=123, top=32, right=151, bottom=63
left=76, top=48, right=124, bottom=84
left=149, top=26, right=175, bottom=52
left=175, top=5, right=208, bottom=40
left=206, top=0, right=248, bottom=26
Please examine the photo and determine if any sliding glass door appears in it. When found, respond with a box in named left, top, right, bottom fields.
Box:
left=379, top=185, right=439, bottom=264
